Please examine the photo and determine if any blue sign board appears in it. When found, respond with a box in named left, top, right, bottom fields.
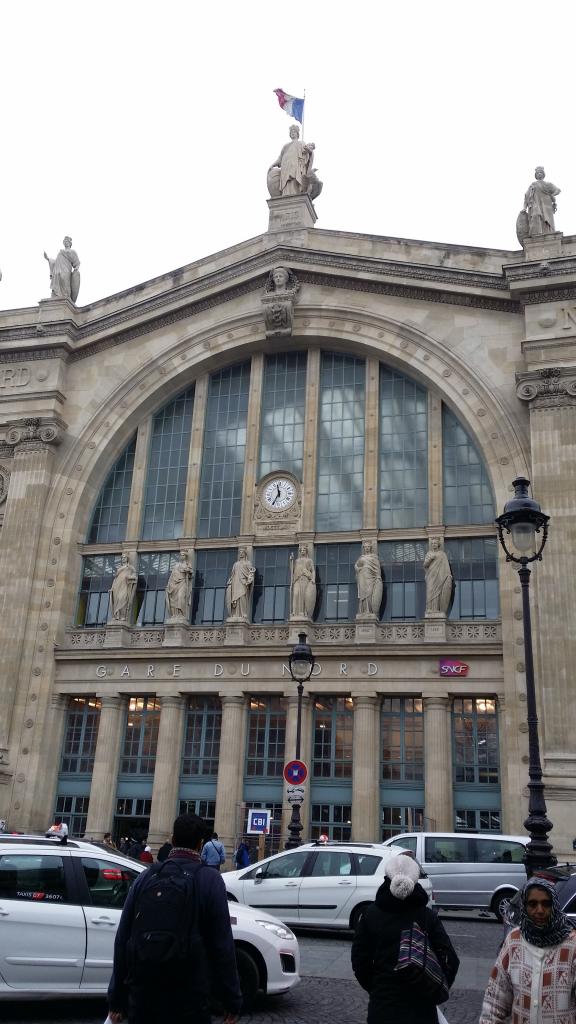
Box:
left=247, top=808, right=272, bottom=834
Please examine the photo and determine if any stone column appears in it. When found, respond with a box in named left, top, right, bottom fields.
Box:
left=301, top=349, right=320, bottom=532
left=214, top=695, right=246, bottom=862
left=84, top=695, right=126, bottom=839
left=0, top=417, right=64, bottom=762
left=423, top=696, right=453, bottom=831
left=147, top=696, right=187, bottom=848
left=351, top=694, right=380, bottom=841
left=240, top=354, right=264, bottom=536
left=182, top=374, right=209, bottom=536
left=516, top=370, right=576, bottom=849
left=19, top=693, right=70, bottom=832
left=125, top=418, right=152, bottom=541
left=363, top=359, right=379, bottom=529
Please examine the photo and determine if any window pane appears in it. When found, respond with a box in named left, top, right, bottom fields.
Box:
left=60, top=697, right=101, bottom=774
left=135, top=551, right=180, bottom=625
left=77, top=555, right=121, bottom=627
left=88, top=438, right=136, bottom=544
left=198, top=362, right=250, bottom=538
left=259, top=352, right=307, bottom=479
left=142, top=389, right=194, bottom=539
left=443, top=406, right=494, bottom=525
left=379, top=541, right=427, bottom=620
left=192, top=549, right=236, bottom=625
left=445, top=538, right=499, bottom=620
left=252, top=546, right=297, bottom=624
left=379, top=367, right=428, bottom=528
left=315, top=544, right=360, bottom=622
left=316, top=353, right=365, bottom=531
left=246, top=696, right=286, bottom=777
left=452, top=697, right=499, bottom=785
left=182, top=697, right=222, bottom=776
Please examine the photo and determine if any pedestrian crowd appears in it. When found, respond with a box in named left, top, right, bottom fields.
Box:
left=29, top=814, right=576, bottom=1023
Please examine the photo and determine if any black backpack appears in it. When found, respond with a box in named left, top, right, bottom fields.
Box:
left=127, top=859, right=207, bottom=985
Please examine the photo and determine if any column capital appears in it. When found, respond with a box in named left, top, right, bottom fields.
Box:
left=5, top=416, right=66, bottom=454
left=422, top=695, right=452, bottom=712
left=160, top=695, right=187, bottom=710
left=352, top=693, right=380, bottom=710
left=218, top=693, right=246, bottom=708
left=516, top=366, right=576, bottom=409
left=97, top=694, right=126, bottom=711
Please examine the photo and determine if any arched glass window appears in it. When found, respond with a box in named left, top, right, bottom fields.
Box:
left=88, top=437, right=136, bottom=543
left=198, top=362, right=250, bottom=538
left=259, top=352, right=307, bottom=479
left=443, top=406, right=494, bottom=524
left=142, top=388, right=194, bottom=539
left=379, top=367, right=428, bottom=528
left=316, top=353, right=365, bottom=531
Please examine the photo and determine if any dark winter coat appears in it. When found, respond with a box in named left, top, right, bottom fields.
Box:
left=351, top=879, right=459, bottom=1024
left=108, top=852, right=242, bottom=1024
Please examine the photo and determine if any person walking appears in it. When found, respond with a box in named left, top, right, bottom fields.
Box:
left=201, top=831, right=226, bottom=870
left=480, top=876, right=576, bottom=1024
left=351, top=853, right=459, bottom=1024
left=108, top=812, right=241, bottom=1024
left=234, top=840, right=251, bottom=870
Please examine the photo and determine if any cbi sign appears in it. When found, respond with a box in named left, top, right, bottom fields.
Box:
left=439, top=658, right=469, bottom=677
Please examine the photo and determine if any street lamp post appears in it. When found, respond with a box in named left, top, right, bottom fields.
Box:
left=285, top=632, right=315, bottom=849
left=495, top=476, right=555, bottom=877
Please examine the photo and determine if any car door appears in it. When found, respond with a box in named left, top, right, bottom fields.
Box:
left=423, top=835, right=474, bottom=907
left=0, top=851, right=85, bottom=991
left=297, top=850, right=356, bottom=926
left=74, top=854, right=141, bottom=990
left=235, top=850, right=309, bottom=924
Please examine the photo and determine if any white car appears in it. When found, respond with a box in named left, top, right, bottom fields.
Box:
left=0, top=836, right=300, bottom=1004
left=223, top=840, right=433, bottom=930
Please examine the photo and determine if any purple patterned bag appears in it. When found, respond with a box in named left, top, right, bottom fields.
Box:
left=394, top=920, right=449, bottom=1004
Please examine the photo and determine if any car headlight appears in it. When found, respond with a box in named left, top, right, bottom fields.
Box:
left=254, top=919, right=296, bottom=941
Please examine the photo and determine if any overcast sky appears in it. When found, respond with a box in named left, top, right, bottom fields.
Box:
left=1, top=0, right=574, bottom=311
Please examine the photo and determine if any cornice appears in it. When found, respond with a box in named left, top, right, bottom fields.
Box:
left=0, top=243, right=520, bottom=362
left=517, top=285, right=576, bottom=306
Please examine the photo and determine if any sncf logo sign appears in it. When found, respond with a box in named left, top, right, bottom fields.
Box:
left=439, top=658, right=469, bottom=677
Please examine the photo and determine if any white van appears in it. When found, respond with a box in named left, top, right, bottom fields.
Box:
left=382, top=832, right=528, bottom=919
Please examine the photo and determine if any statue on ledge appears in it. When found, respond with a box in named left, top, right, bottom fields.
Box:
left=267, top=125, right=322, bottom=201
left=290, top=544, right=317, bottom=619
left=165, top=551, right=193, bottom=621
left=43, top=236, right=81, bottom=302
left=225, top=547, right=256, bottom=620
left=355, top=541, right=383, bottom=617
left=517, top=167, right=561, bottom=243
left=109, top=554, right=137, bottom=623
left=424, top=538, right=454, bottom=616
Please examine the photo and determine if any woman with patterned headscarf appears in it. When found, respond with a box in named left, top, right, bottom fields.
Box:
left=480, top=877, right=576, bottom=1024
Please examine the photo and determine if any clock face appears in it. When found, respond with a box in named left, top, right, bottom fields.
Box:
left=263, top=477, right=296, bottom=511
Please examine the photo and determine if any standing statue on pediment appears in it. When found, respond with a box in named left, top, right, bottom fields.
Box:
left=355, top=541, right=383, bottom=617
left=225, top=547, right=256, bottom=620
left=517, top=167, right=561, bottom=243
left=165, top=551, right=193, bottom=621
left=424, top=538, right=454, bottom=616
left=290, top=544, right=317, bottom=619
left=267, top=125, right=322, bottom=201
left=109, top=553, right=137, bottom=623
left=43, top=236, right=81, bottom=302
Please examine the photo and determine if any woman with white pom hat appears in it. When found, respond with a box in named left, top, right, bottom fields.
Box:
left=351, top=853, right=459, bottom=1024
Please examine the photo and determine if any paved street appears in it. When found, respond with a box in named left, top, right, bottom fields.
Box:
left=0, top=914, right=501, bottom=1024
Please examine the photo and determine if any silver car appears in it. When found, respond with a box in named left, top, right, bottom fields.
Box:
left=0, top=836, right=300, bottom=1004
left=223, top=840, right=433, bottom=930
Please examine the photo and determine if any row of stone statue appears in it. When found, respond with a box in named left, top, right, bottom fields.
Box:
left=108, top=538, right=454, bottom=626
left=33, top=165, right=561, bottom=312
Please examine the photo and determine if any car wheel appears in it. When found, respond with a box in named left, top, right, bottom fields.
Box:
left=491, top=888, right=517, bottom=923
left=351, top=903, right=370, bottom=930
left=236, top=946, right=260, bottom=1008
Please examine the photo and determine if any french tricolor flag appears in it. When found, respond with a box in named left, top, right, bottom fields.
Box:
left=273, top=88, right=304, bottom=124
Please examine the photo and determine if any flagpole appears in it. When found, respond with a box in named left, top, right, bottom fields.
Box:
left=301, top=88, right=306, bottom=140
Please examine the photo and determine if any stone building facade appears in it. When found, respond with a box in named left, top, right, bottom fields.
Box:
left=1, top=197, right=575, bottom=861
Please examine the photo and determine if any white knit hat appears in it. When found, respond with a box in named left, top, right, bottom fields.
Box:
left=385, top=853, right=420, bottom=900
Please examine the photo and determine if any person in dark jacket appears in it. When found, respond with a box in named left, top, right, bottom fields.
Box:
left=351, top=853, right=459, bottom=1024
left=234, top=840, right=251, bottom=869
left=108, top=813, right=242, bottom=1024
left=157, top=839, right=173, bottom=862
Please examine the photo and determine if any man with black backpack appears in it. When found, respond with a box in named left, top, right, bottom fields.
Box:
left=108, top=813, right=242, bottom=1024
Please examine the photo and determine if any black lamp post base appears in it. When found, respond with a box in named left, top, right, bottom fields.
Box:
left=285, top=803, right=303, bottom=849
left=524, top=803, right=557, bottom=877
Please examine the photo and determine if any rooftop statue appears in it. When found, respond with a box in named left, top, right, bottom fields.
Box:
left=43, top=236, right=81, bottom=302
left=267, top=125, right=323, bottom=201
left=517, top=167, right=560, bottom=244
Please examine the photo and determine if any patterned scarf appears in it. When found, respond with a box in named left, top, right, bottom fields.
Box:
left=520, top=877, right=574, bottom=947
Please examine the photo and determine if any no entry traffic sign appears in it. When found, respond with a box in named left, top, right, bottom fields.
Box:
left=284, top=759, right=308, bottom=785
